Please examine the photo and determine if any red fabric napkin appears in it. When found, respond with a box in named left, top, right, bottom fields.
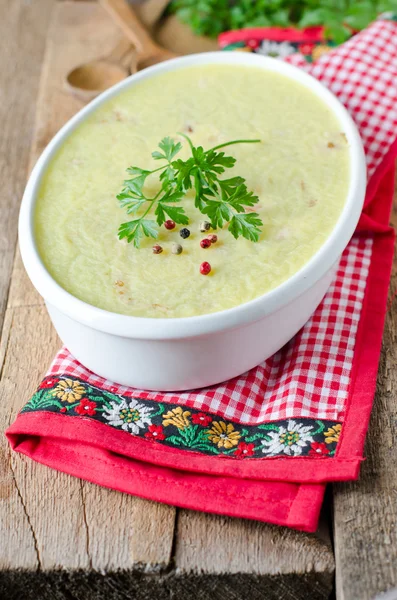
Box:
left=6, top=15, right=397, bottom=532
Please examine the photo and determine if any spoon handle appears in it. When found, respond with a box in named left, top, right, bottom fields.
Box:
left=135, top=0, right=170, bottom=30
left=99, top=0, right=159, bottom=59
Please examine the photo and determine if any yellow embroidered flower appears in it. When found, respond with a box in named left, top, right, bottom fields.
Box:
left=324, top=424, right=342, bottom=444
left=312, top=44, right=332, bottom=62
left=52, top=378, right=86, bottom=403
left=163, top=407, right=191, bottom=430
left=206, top=421, right=241, bottom=449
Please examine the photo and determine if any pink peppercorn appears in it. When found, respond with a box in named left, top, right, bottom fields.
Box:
left=164, top=220, right=175, bottom=230
left=152, top=244, right=163, bottom=254
left=200, top=238, right=211, bottom=249
left=200, top=262, right=211, bottom=275
left=207, top=234, right=217, bottom=244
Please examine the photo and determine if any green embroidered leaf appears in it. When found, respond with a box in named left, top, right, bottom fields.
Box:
left=313, top=420, right=326, bottom=435
left=191, top=444, right=219, bottom=454
left=23, top=390, right=45, bottom=411
left=23, top=390, right=66, bottom=412
left=222, top=447, right=240, bottom=455
left=165, top=435, right=185, bottom=446
left=244, top=433, right=269, bottom=443
left=257, top=424, right=280, bottom=431
left=88, top=394, right=112, bottom=410
left=151, top=403, right=166, bottom=418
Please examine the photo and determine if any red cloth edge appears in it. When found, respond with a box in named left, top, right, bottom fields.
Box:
left=218, top=26, right=325, bottom=47
left=6, top=425, right=324, bottom=531
left=6, top=411, right=361, bottom=483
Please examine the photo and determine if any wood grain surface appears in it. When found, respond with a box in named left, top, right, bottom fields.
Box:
left=1, top=2, right=396, bottom=599
left=0, top=0, right=177, bottom=590
left=333, top=179, right=397, bottom=600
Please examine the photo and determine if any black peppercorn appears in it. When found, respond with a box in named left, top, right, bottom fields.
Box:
left=180, top=228, right=190, bottom=239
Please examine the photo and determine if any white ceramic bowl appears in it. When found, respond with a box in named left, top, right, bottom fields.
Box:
left=19, top=52, right=366, bottom=391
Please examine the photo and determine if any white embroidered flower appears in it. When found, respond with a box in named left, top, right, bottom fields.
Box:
left=261, top=420, right=314, bottom=456
left=103, top=399, right=152, bottom=434
left=257, top=40, right=296, bottom=59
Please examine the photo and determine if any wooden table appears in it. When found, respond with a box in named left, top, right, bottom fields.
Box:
left=0, top=2, right=396, bottom=599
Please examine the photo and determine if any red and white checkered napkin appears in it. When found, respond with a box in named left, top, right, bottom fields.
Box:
left=6, top=16, right=397, bottom=532
left=46, top=16, right=397, bottom=427
left=49, top=236, right=372, bottom=424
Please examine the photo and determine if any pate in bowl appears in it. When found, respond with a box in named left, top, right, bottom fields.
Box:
left=19, top=52, right=366, bottom=390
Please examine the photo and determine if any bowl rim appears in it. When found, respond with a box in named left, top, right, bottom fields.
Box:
left=19, top=51, right=367, bottom=340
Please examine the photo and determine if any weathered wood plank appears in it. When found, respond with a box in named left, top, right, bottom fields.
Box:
left=333, top=173, right=397, bottom=600
left=0, top=0, right=54, bottom=574
left=173, top=507, right=334, bottom=600
left=175, top=510, right=334, bottom=576
left=1, top=0, right=176, bottom=580
left=0, top=0, right=53, bottom=330
left=0, top=306, right=91, bottom=571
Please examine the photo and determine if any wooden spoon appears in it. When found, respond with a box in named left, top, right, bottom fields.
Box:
left=99, top=0, right=177, bottom=70
left=66, top=37, right=136, bottom=102
left=135, top=0, right=170, bottom=31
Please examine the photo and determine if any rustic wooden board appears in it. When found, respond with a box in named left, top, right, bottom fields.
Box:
left=1, top=2, right=336, bottom=599
left=0, top=0, right=54, bottom=332
left=333, top=179, right=397, bottom=600
left=0, top=0, right=177, bottom=584
left=0, top=0, right=55, bottom=574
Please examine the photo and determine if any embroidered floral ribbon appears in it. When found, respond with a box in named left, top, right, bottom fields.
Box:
left=23, top=375, right=341, bottom=459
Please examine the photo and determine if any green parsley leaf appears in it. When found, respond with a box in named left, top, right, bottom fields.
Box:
left=118, top=219, right=158, bottom=248
left=228, top=213, right=262, bottom=242
left=202, top=199, right=233, bottom=229
left=116, top=193, right=146, bottom=215
left=155, top=203, right=189, bottom=226
left=152, top=136, right=183, bottom=162
left=224, top=184, right=260, bottom=212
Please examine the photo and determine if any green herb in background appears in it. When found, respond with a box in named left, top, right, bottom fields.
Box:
left=117, top=136, right=263, bottom=247
left=168, top=0, right=397, bottom=44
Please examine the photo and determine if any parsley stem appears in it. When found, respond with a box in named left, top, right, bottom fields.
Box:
left=208, top=139, right=261, bottom=152
left=177, top=132, right=195, bottom=151
left=141, top=198, right=156, bottom=219
left=150, top=165, right=168, bottom=174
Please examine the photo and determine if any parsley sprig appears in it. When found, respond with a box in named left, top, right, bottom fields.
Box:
left=117, top=135, right=262, bottom=247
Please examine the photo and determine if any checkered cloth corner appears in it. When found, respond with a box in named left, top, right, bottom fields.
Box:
left=47, top=17, right=396, bottom=426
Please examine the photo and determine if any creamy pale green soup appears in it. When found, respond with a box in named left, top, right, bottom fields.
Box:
left=35, top=64, right=350, bottom=318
